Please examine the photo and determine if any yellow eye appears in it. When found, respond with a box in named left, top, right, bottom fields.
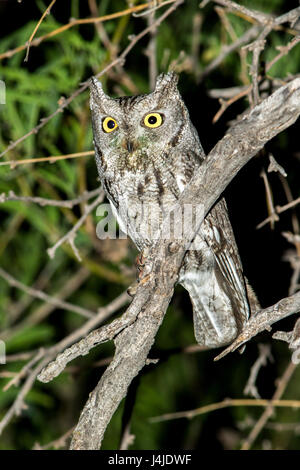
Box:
left=102, top=116, right=118, bottom=133
left=144, top=112, right=163, bottom=128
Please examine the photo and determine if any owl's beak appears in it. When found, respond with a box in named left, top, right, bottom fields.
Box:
left=122, top=138, right=138, bottom=154
left=127, top=140, right=134, bottom=153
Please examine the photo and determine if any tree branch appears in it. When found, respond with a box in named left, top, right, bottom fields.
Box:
left=215, top=290, right=300, bottom=361
left=0, top=187, right=102, bottom=208
left=0, top=267, right=96, bottom=319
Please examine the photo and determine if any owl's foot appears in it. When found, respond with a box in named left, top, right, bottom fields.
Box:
left=127, top=272, right=152, bottom=297
left=127, top=282, right=138, bottom=297
left=135, top=248, right=150, bottom=281
left=128, top=250, right=151, bottom=297
left=136, top=252, right=145, bottom=271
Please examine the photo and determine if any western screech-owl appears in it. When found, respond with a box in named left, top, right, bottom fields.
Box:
left=90, top=72, right=250, bottom=348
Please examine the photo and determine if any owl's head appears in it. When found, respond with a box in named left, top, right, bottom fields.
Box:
left=90, top=72, right=198, bottom=172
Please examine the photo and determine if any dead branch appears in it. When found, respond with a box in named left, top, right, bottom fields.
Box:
left=47, top=191, right=104, bottom=261
left=273, top=317, right=300, bottom=364
left=0, top=267, right=96, bottom=319
left=199, top=24, right=261, bottom=80
left=215, top=290, right=300, bottom=361
left=243, top=344, right=273, bottom=399
left=257, top=196, right=300, bottom=230
left=209, top=0, right=272, bottom=25
left=149, top=396, right=300, bottom=423
left=1, top=266, right=91, bottom=343
left=0, top=187, right=102, bottom=208
left=0, top=150, right=94, bottom=167
left=266, top=35, right=300, bottom=72
left=241, top=361, right=297, bottom=450
left=24, top=0, right=57, bottom=62
left=0, top=1, right=175, bottom=62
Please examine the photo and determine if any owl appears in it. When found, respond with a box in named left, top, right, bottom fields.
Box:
left=90, top=72, right=250, bottom=349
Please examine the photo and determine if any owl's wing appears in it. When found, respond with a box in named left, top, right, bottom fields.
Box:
left=179, top=197, right=250, bottom=348
left=201, top=197, right=250, bottom=329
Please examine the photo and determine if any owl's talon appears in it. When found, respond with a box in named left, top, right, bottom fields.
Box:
left=136, top=249, right=150, bottom=280
left=138, top=273, right=152, bottom=285
left=136, top=252, right=146, bottom=269
left=127, top=272, right=151, bottom=296
left=127, top=282, right=138, bottom=297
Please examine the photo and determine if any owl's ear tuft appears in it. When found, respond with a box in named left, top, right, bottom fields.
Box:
left=154, top=72, right=179, bottom=94
left=90, top=77, right=105, bottom=96
left=90, top=77, right=110, bottom=109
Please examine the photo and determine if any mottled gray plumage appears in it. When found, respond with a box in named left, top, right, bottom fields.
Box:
left=90, top=72, right=250, bottom=348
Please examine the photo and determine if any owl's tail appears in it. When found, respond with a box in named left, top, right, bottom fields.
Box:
left=179, top=261, right=249, bottom=349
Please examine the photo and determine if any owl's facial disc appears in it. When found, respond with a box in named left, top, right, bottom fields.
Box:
left=100, top=109, right=168, bottom=159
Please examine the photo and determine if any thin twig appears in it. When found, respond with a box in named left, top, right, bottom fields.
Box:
left=280, top=176, right=300, bottom=240
left=3, top=348, right=45, bottom=391
left=8, top=260, right=58, bottom=324
left=212, top=85, right=252, bottom=123
left=243, top=344, right=273, bottom=399
left=24, top=0, right=57, bottom=62
left=0, top=1, right=175, bottom=62
left=149, top=397, right=300, bottom=423
left=209, top=0, right=272, bottom=25
left=0, top=267, right=96, bottom=319
left=0, top=187, right=102, bottom=208
left=0, top=291, right=129, bottom=437
left=37, top=290, right=130, bottom=383
left=88, top=0, right=114, bottom=52
left=278, top=197, right=300, bottom=214
left=0, top=353, right=49, bottom=436
left=214, top=291, right=300, bottom=361
left=266, top=35, right=300, bottom=72
left=199, top=24, right=261, bottom=80
left=241, top=361, right=297, bottom=450
left=0, top=151, right=94, bottom=167
left=47, top=191, right=104, bottom=260
left=267, top=153, right=287, bottom=177
left=246, top=38, right=266, bottom=105
left=2, top=267, right=91, bottom=342
left=243, top=7, right=300, bottom=106
left=256, top=196, right=300, bottom=230
left=0, top=1, right=183, bottom=160
left=145, top=5, right=158, bottom=90
left=260, top=168, right=278, bottom=230
left=33, top=427, right=74, bottom=450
